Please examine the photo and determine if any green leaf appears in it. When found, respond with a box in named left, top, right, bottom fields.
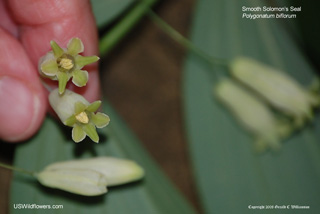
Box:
left=90, top=0, right=134, bottom=29
left=10, top=100, right=196, bottom=214
left=183, top=0, right=320, bottom=213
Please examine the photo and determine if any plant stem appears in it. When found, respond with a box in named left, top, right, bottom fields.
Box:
left=99, top=0, right=158, bottom=57
left=147, top=10, right=229, bottom=67
left=0, top=162, right=35, bottom=176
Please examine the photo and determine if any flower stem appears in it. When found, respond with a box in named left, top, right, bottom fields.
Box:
left=99, top=0, right=158, bottom=57
left=147, top=10, right=229, bottom=67
left=0, top=162, right=35, bottom=176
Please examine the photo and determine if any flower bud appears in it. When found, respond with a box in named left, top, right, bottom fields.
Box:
left=230, top=57, right=320, bottom=127
left=215, top=79, right=291, bottom=151
left=35, top=157, right=144, bottom=196
left=49, top=89, right=89, bottom=123
left=42, top=157, right=145, bottom=186
left=37, top=169, right=108, bottom=196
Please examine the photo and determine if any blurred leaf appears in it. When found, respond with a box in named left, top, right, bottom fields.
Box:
left=90, top=0, right=134, bottom=28
left=10, top=100, right=196, bottom=214
left=183, top=0, right=320, bottom=213
left=287, top=0, right=320, bottom=69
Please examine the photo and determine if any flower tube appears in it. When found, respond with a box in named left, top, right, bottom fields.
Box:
left=49, top=89, right=110, bottom=143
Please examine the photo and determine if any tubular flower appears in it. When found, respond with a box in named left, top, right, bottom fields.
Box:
left=39, top=37, right=99, bottom=94
left=49, top=89, right=110, bottom=143
left=230, top=57, right=320, bottom=127
left=40, top=157, right=145, bottom=187
left=215, top=79, right=291, bottom=152
left=36, top=157, right=144, bottom=196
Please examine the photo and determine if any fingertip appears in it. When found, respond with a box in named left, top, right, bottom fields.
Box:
left=0, top=76, right=47, bottom=142
left=10, top=0, right=99, bottom=65
left=8, top=0, right=88, bottom=25
left=0, top=29, right=47, bottom=142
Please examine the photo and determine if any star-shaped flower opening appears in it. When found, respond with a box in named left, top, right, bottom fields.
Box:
left=39, top=38, right=99, bottom=94
left=64, top=101, right=110, bottom=143
left=49, top=89, right=110, bottom=143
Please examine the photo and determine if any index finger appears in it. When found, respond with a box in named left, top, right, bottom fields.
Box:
left=8, top=0, right=101, bottom=102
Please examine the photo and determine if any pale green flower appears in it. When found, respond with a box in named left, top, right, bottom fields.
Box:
left=36, top=157, right=144, bottom=196
left=39, top=37, right=99, bottom=94
left=215, top=79, right=291, bottom=152
left=230, top=57, right=320, bottom=127
left=49, top=89, right=110, bottom=143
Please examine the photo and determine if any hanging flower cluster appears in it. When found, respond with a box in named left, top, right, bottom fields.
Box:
left=39, top=38, right=109, bottom=143
left=214, top=57, right=320, bottom=152
left=16, top=39, right=145, bottom=197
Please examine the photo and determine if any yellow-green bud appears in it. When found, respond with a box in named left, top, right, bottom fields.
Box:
left=41, top=157, right=145, bottom=186
left=37, top=168, right=108, bottom=196
left=36, top=157, right=144, bottom=196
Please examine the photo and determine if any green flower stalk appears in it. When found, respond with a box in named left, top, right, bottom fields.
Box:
left=39, top=37, right=99, bottom=94
left=230, top=57, right=320, bottom=127
left=49, top=89, right=110, bottom=143
left=215, top=79, right=291, bottom=152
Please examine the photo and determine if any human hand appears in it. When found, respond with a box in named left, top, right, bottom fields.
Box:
left=0, top=0, right=100, bottom=142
